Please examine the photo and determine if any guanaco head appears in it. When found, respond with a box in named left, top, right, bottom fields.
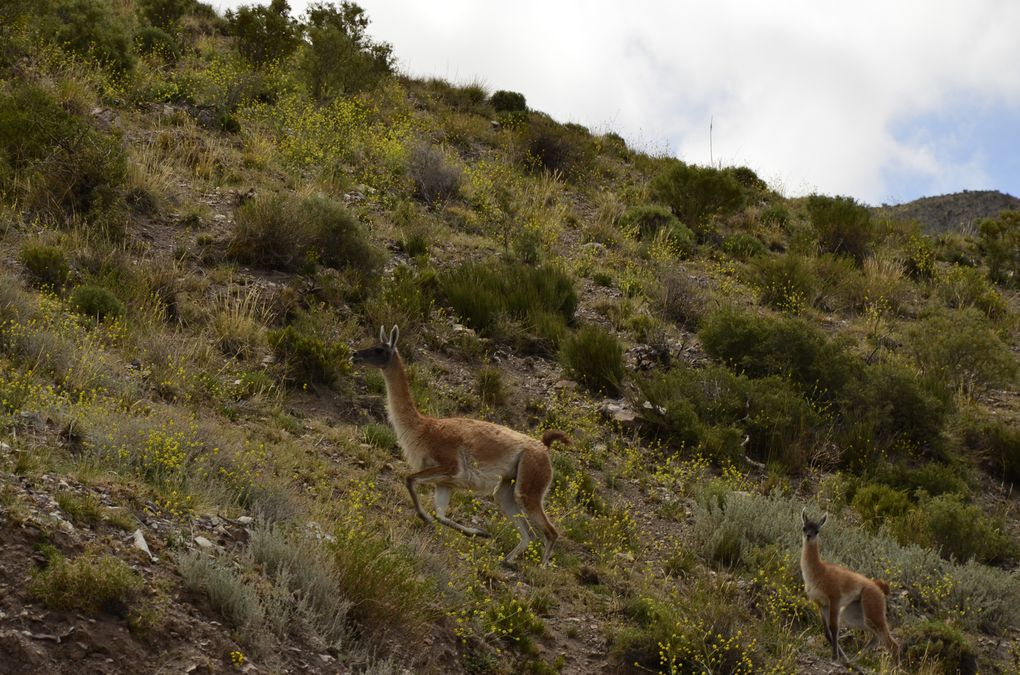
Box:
left=353, top=325, right=400, bottom=368
left=801, top=507, right=827, bottom=542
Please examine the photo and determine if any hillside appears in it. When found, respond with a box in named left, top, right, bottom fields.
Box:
left=1, top=2, right=1019, bottom=674
left=873, top=190, right=1020, bottom=235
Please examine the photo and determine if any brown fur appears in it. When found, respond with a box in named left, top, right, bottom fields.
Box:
left=357, top=328, right=564, bottom=565
left=801, top=511, right=900, bottom=664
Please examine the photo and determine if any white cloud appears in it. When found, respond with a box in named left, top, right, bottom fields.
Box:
left=210, top=0, right=1020, bottom=203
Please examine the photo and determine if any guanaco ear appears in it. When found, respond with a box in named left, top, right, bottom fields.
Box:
left=801, top=507, right=808, bottom=525
left=819, top=512, right=828, bottom=528
left=379, top=325, right=387, bottom=344
left=388, top=325, right=400, bottom=349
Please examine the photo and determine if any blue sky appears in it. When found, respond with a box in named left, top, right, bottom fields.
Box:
left=212, top=0, right=1020, bottom=205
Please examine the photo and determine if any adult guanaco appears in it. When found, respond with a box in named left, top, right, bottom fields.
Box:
left=353, top=326, right=565, bottom=565
left=800, top=508, right=900, bottom=663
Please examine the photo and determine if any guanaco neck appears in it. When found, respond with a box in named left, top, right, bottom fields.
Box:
left=382, top=351, right=423, bottom=433
left=801, top=536, right=824, bottom=576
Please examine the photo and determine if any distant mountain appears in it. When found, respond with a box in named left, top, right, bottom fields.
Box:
left=872, top=190, right=1020, bottom=234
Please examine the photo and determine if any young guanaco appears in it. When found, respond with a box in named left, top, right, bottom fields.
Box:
left=800, top=508, right=900, bottom=663
left=353, top=326, right=565, bottom=564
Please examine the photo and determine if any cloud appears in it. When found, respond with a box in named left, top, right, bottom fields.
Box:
left=211, top=0, right=1020, bottom=203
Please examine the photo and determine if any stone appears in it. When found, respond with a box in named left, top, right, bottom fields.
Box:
left=194, top=535, right=214, bottom=549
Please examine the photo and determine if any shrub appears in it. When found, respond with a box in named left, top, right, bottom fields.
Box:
left=438, top=260, right=576, bottom=351
left=978, top=210, right=1019, bottom=287
left=267, top=323, right=349, bottom=387
left=70, top=285, right=124, bottom=321
left=228, top=192, right=383, bottom=276
left=560, top=326, right=625, bottom=396
left=0, top=83, right=127, bottom=230
left=655, top=270, right=709, bottom=330
left=874, top=461, right=969, bottom=498
left=937, top=265, right=1006, bottom=318
left=813, top=253, right=868, bottom=313
left=301, top=1, right=395, bottom=99
left=844, top=360, right=948, bottom=453
left=905, top=494, right=1015, bottom=564
left=620, top=205, right=678, bottom=238
left=722, top=233, right=766, bottom=259
left=959, top=415, right=1020, bottom=485
left=805, top=194, right=872, bottom=264
left=753, top=254, right=815, bottom=313
left=490, top=90, right=526, bottom=113
left=39, top=0, right=135, bottom=74
left=908, top=308, right=1017, bottom=394
left=138, top=0, right=193, bottom=30
left=476, top=367, right=505, bottom=407
left=904, top=234, right=937, bottom=281
left=226, top=0, right=300, bottom=68
left=176, top=551, right=263, bottom=631
left=407, top=141, right=461, bottom=206
left=362, top=422, right=396, bottom=449
left=649, top=162, right=745, bottom=231
left=520, top=118, right=593, bottom=179
left=636, top=365, right=818, bottom=469
left=134, top=26, right=181, bottom=63
left=850, top=484, right=910, bottom=528
left=900, top=621, right=977, bottom=675
left=29, top=550, right=142, bottom=615
left=698, top=305, right=859, bottom=398
left=19, top=243, right=70, bottom=290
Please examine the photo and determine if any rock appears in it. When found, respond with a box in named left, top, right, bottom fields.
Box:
left=553, top=379, right=577, bottom=392
left=194, top=536, right=214, bottom=549
left=601, top=401, right=638, bottom=425
left=132, top=529, right=155, bottom=561
left=236, top=516, right=254, bottom=525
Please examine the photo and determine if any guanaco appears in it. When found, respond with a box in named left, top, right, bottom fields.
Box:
left=353, top=326, right=565, bottom=564
left=800, top=508, right=900, bottom=663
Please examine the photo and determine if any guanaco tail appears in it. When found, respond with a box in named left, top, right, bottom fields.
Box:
left=353, top=326, right=566, bottom=564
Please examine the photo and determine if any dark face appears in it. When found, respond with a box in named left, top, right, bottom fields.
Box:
left=801, top=510, right=827, bottom=541
left=352, top=342, right=393, bottom=368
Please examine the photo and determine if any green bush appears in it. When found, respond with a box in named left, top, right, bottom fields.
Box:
left=900, top=621, right=977, bottom=675
left=851, top=484, right=910, bottom=528
left=722, top=233, right=766, bottom=259
left=805, top=194, right=872, bottom=264
left=268, top=323, right=349, bottom=387
left=0, top=83, right=127, bottom=230
left=812, top=253, right=868, bottom=313
left=70, top=285, right=124, bottom=321
left=959, top=415, right=1020, bottom=486
left=19, top=243, right=70, bottom=290
left=490, top=90, right=526, bottom=113
left=138, top=0, right=193, bottom=30
left=908, top=308, right=1017, bottom=394
left=29, top=550, right=142, bottom=615
left=134, top=26, right=181, bottom=63
left=301, top=1, right=395, bottom=99
left=38, top=0, right=135, bottom=74
left=753, top=254, right=816, bottom=312
left=476, top=367, right=505, bottom=407
left=978, top=210, right=1019, bottom=287
left=698, top=305, right=858, bottom=398
left=937, top=264, right=1007, bottom=318
left=636, top=364, right=818, bottom=468
left=620, top=205, right=676, bottom=238
left=904, top=234, right=937, bottom=281
left=560, top=326, right=625, bottom=396
left=649, top=161, right=745, bottom=231
left=226, top=0, right=300, bottom=68
left=905, top=494, right=1015, bottom=564
left=844, top=360, right=948, bottom=453
left=228, top=192, right=383, bottom=276
left=438, top=260, right=576, bottom=352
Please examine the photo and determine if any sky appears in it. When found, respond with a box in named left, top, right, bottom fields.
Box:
left=210, top=0, right=1020, bottom=205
